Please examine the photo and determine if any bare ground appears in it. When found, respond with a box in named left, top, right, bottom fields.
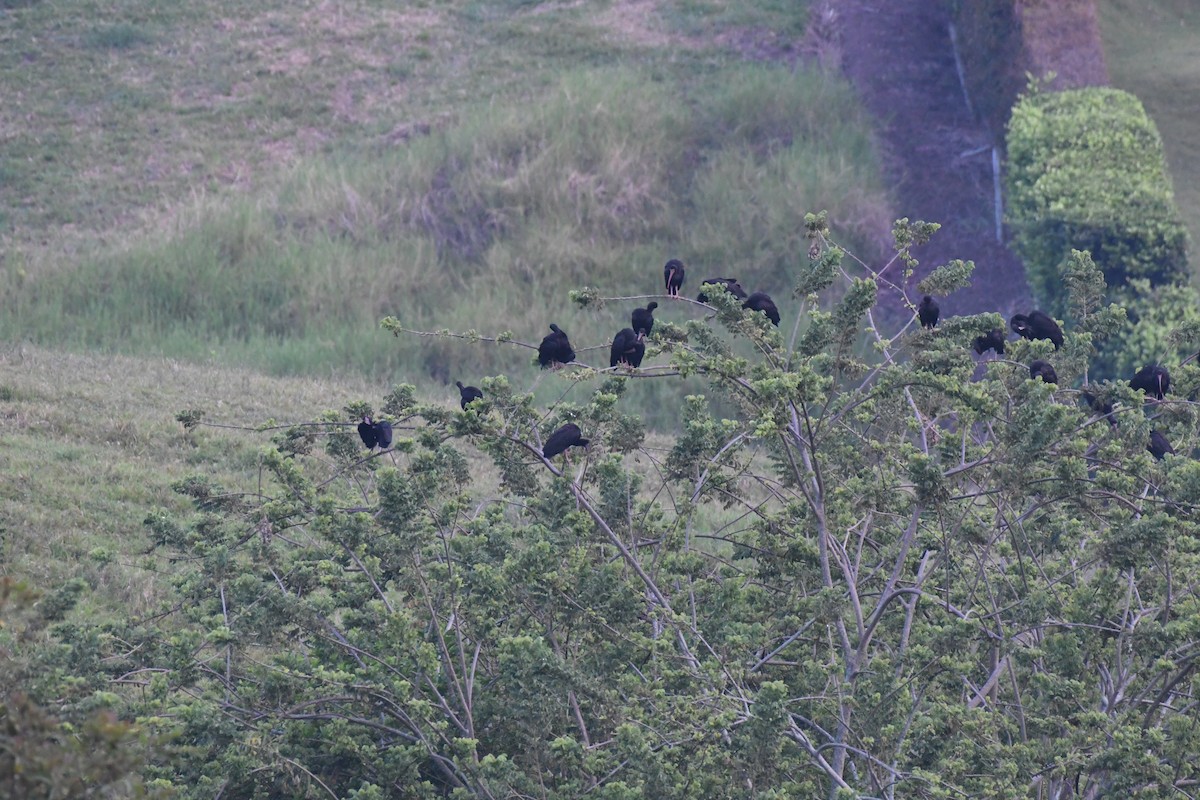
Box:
left=836, top=0, right=1032, bottom=322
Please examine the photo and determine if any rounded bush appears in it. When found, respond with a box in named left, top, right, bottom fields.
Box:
left=1006, top=87, right=1189, bottom=315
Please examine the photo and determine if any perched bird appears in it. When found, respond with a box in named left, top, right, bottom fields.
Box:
left=917, top=295, right=940, bottom=329
left=697, top=278, right=747, bottom=303
left=742, top=292, right=781, bottom=326
left=1148, top=430, right=1175, bottom=461
left=456, top=380, right=483, bottom=411
left=1010, top=311, right=1063, bottom=349
left=1130, top=364, right=1170, bottom=401
left=358, top=416, right=378, bottom=449
left=543, top=423, right=589, bottom=460
left=973, top=329, right=1006, bottom=356
left=1081, top=389, right=1116, bottom=426
left=1029, top=360, right=1058, bottom=384
left=373, top=419, right=393, bottom=450
left=664, top=259, right=686, bottom=297
left=537, top=324, right=576, bottom=368
left=631, top=302, right=658, bottom=337
left=610, top=328, right=647, bottom=368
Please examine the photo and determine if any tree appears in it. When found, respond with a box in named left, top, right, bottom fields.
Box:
left=0, top=578, right=163, bottom=799
left=107, top=216, right=1200, bottom=798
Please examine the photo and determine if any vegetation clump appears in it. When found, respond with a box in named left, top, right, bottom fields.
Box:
left=1006, top=85, right=1189, bottom=311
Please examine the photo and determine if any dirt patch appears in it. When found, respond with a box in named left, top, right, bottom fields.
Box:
left=1019, top=0, right=1109, bottom=89
left=837, top=0, right=1032, bottom=323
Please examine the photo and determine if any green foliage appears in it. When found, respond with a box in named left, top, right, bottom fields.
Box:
left=15, top=224, right=1190, bottom=799
left=8, top=213, right=1200, bottom=797
left=1006, top=86, right=1189, bottom=315
left=1, top=579, right=162, bottom=799
left=1101, top=279, right=1200, bottom=378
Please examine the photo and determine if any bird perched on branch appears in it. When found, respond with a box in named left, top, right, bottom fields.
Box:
left=456, top=381, right=483, bottom=410
left=664, top=259, right=685, bottom=297
left=537, top=324, right=576, bottom=368
left=973, top=329, right=1006, bottom=355
left=543, top=423, right=589, bottom=460
left=917, top=295, right=939, bottom=329
left=358, top=416, right=378, bottom=449
left=1010, top=311, right=1063, bottom=349
left=610, top=328, right=646, bottom=368
left=1130, top=364, right=1170, bottom=401
left=631, top=302, right=657, bottom=336
left=742, top=292, right=781, bottom=326
left=1029, top=360, right=1058, bottom=384
left=1148, top=430, right=1174, bottom=461
left=372, top=419, right=393, bottom=450
left=697, top=278, right=747, bottom=303
left=1081, top=389, right=1116, bottom=426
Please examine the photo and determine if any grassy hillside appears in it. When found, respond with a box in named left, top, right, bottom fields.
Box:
left=0, top=345, right=391, bottom=616
left=1098, top=0, right=1200, bottom=251
left=0, top=0, right=889, bottom=410
left=0, top=0, right=803, bottom=241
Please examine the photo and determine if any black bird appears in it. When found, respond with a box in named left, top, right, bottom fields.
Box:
left=1010, top=311, right=1063, bottom=349
left=664, top=259, right=685, bottom=297
left=697, top=277, right=747, bottom=303
left=358, top=416, right=378, bottom=449
left=1148, top=430, right=1175, bottom=461
left=610, top=328, right=646, bottom=368
left=742, top=292, right=781, bottom=326
left=456, top=380, right=483, bottom=410
left=1130, top=364, right=1170, bottom=401
left=973, top=329, right=1006, bottom=356
left=917, top=295, right=940, bottom=329
left=543, top=423, right=589, bottom=460
left=373, top=419, right=393, bottom=450
left=631, top=302, right=657, bottom=336
left=537, top=324, right=576, bottom=368
left=1081, top=390, right=1116, bottom=426
left=1029, top=360, right=1058, bottom=384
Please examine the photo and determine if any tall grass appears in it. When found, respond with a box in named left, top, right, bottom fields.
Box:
left=3, top=64, right=887, bottom=428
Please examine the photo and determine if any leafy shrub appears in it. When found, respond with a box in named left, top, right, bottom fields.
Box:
left=1099, top=279, right=1200, bottom=379
left=1006, top=86, right=1189, bottom=315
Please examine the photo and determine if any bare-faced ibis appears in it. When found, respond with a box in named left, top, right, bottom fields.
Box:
left=742, top=292, right=781, bottom=326
left=631, top=302, right=657, bottom=336
left=1010, top=311, right=1063, bottom=349
left=1029, top=360, right=1058, bottom=384
left=973, top=329, right=1006, bottom=355
left=664, top=259, right=685, bottom=297
left=537, top=324, right=576, bottom=368
left=697, top=278, right=747, bottom=303
left=373, top=419, right=393, bottom=450
left=610, top=328, right=646, bottom=368
left=456, top=380, right=483, bottom=410
left=543, top=423, right=589, bottom=460
left=1148, top=430, right=1175, bottom=460
left=1130, top=364, right=1170, bottom=401
left=917, top=295, right=939, bottom=329
left=358, top=416, right=378, bottom=449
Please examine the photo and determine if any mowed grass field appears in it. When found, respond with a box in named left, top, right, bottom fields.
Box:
left=1098, top=0, right=1200, bottom=250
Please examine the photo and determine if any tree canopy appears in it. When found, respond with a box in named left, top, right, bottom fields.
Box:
left=7, top=218, right=1200, bottom=799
